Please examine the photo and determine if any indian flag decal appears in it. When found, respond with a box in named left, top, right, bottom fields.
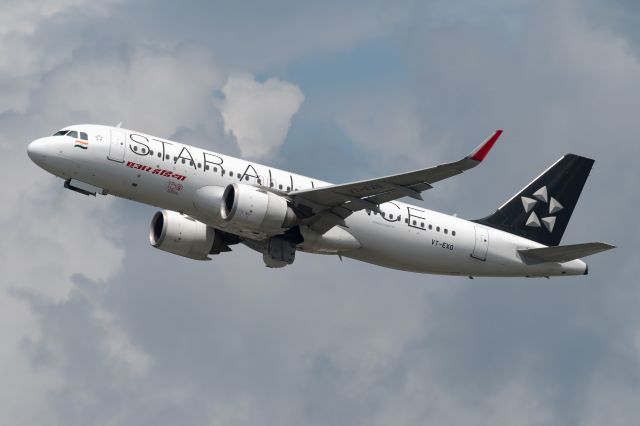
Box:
left=74, top=140, right=89, bottom=150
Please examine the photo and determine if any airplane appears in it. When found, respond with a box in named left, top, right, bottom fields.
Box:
left=26, top=124, right=614, bottom=277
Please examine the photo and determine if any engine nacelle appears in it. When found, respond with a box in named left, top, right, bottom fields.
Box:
left=220, top=183, right=297, bottom=232
left=149, top=210, right=226, bottom=260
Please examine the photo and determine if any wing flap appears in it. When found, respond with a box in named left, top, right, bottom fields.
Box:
left=518, top=242, right=615, bottom=263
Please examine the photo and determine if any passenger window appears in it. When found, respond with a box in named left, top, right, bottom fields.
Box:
left=389, top=214, right=394, bottom=220
left=245, top=176, right=249, bottom=181
left=205, top=165, right=210, bottom=171
left=181, top=159, right=185, bottom=164
left=429, top=224, right=432, bottom=230
left=149, top=150, right=153, bottom=155
left=436, top=226, right=440, bottom=232
left=452, top=231, right=456, bottom=236
left=278, top=184, right=283, bottom=189
left=67, top=130, right=78, bottom=138
left=444, top=229, right=448, bottom=234
left=80, top=132, right=88, bottom=140
left=198, top=163, right=202, bottom=168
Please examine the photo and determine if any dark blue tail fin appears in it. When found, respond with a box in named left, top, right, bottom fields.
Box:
left=474, top=154, right=594, bottom=246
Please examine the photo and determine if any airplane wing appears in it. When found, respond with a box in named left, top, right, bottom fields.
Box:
left=289, top=130, right=503, bottom=233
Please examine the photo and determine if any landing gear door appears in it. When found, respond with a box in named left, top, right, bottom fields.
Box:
left=108, top=129, right=126, bottom=162
left=472, top=226, right=489, bottom=261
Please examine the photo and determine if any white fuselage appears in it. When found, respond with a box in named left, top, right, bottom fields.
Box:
left=27, top=124, right=587, bottom=277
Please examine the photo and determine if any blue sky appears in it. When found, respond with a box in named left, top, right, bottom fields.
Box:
left=1, top=1, right=638, bottom=425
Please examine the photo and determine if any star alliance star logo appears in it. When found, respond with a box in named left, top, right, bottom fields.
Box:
left=521, top=186, right=563, bottom=232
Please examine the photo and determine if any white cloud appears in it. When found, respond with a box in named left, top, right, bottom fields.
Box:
left=0, top=0, right=120, bottom=36
left=93, top=303, right=153, bottom=377
left=0, top=0, right=123, bottom=114
left=25, top=45, right=227, bottom=139
left=219, top=73, right=304, bottom=158
left=337, top=96, right=446, bottom=169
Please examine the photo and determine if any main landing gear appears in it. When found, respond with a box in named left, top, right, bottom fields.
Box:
left=263, top=236, right=296, bottom=268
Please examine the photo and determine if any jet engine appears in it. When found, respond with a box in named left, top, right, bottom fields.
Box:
left=220, top=183, right=297, bottom=233
left=149, top=210, right=228, bottom=260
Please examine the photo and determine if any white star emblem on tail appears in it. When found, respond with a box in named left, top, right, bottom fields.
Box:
left=533, top=186, right=548, bottom=202
left=521, top=196, right=537, bottom=213
left=522, top=186, right=563, bottom=232
left=549, top=197, right=563, bottom=214
left=526, top=211, right=541, bottom=227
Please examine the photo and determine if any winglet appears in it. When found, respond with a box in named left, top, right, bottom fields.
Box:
left=468, top=130, right=503, bottom=162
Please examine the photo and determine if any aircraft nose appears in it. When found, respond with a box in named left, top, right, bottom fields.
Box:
left=27, top=138, right=47, bottom=163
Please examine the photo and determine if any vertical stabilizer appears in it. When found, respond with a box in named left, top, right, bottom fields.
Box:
left=474, top=154, right=594, bottom=246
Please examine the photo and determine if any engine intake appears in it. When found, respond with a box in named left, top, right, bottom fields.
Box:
left=220, top=183, right=297, bottom=232
left=149, top=210, right=227, bottom=260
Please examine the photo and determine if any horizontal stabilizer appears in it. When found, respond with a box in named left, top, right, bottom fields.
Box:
left=518, top=242, right=615, bottom=263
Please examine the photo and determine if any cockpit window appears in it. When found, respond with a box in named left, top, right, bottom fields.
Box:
left=80, top=132, right=88, bottom=141
left=67, top=130, right=78, bottom=138
left=53, top=130, right=68, bottom=136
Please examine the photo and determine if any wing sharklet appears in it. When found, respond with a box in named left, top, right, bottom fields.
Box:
left=468, top=130, right=503, bottom=162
